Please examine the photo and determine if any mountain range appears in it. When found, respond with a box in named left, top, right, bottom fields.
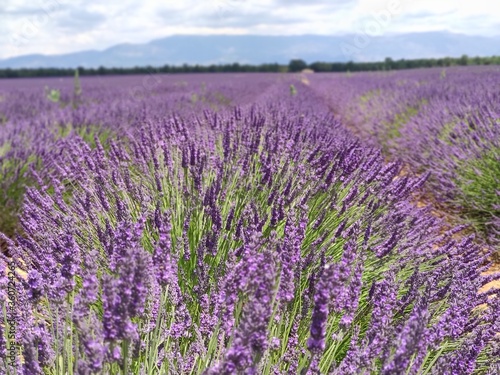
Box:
left=1, top=32, right=500, bottom=69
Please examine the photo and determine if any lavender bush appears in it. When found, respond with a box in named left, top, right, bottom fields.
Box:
left=309, top=67, right=500, bottom=251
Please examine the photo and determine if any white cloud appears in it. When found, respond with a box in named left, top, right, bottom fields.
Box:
left=0, top=0, right=498, bottom=59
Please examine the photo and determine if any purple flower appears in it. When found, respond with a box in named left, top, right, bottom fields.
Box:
left=207, top=251, right=276, bottom=374
left=102, top=221, right=152, bottom=342
left=22, top=323, right=55, bottom=372
left=152, top=210, right=174, bottom=286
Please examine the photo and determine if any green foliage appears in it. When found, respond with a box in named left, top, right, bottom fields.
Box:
left=289, top=84, right=297, bottom=96
left=45, top=86, right=61, bottom=103
left=0, top=153, right=39, bottom=241
left=454, top=147, right=500, bottom=236
left=384, top=106, right=419, bottom=140
left=0, top=141, right=9, bottom=158
left=437, top=119, right=459, bottom=144
left=378, top=99, right=428, bottom=153
left=288, top=59, right=308, bottom=72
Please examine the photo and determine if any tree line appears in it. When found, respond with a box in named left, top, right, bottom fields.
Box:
left=1, top=55, right=499, bottom=78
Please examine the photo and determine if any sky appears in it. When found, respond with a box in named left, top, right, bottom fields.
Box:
left=1, top=0, right=499, bottom=60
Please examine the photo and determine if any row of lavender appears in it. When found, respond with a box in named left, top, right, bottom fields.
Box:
left=1, top=73, right=499, bottom=374
left=0, top=74, right=282, bottom=244
left=309, top=67, right=500, bottom=251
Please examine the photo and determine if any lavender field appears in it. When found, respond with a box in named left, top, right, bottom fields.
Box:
left=1, top=68, right=499, bottom=374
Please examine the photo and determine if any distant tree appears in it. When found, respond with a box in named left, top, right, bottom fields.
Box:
left=459, top=54, right=469, bottom=66
left=288, top=59, right=307, bottom=72
left=309, top=62, right=333, bottom=72
left=385, top=57, right=394, bottom=70
left=3, top=55, right=500, bottom=78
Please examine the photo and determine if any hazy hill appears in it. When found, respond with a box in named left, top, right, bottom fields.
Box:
left=1, top=32, right=499, bottom=69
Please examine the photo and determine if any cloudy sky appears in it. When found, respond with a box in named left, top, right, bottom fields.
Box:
left=1, top=0, right=499, bottom=60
